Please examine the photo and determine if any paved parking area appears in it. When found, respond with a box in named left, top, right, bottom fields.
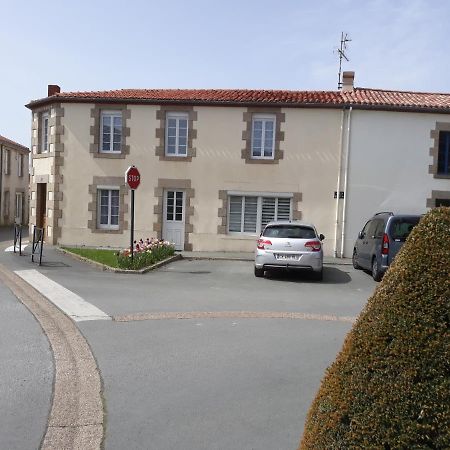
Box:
left=0, top=242, right=377, bottom=449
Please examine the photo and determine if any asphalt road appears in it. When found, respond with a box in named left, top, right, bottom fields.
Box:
left=0, top=270, right=53, bottom=450
left=0, top=236, right=377, bottom=449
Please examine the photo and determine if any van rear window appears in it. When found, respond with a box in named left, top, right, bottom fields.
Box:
left=389, top=217, right=420, bottom=241
left=263, top=225, right=316, bottom=239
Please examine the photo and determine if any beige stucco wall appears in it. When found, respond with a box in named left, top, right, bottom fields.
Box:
left=50, top=104, right=342, bottom=254
left=1, top=142, right=29, bottom=226
left=30, top=99, right=450, bottom=257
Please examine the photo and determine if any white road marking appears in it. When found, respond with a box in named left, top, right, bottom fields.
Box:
left=5, top=241, right=29, bottom=252
left=14, top=269, right=111, bottom=322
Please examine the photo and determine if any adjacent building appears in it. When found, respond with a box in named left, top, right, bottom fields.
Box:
left=26, top=73, right=450, bottom=256
left=0, top=135, right=29, bottom=226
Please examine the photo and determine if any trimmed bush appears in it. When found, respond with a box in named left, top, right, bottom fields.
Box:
left=300, top=208, right=450, bottom=449
left=117, top=238, right=175, bottom=270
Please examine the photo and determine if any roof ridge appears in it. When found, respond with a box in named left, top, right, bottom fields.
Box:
left=355, top=86, right=450, bottom=96
left=0, top=134, right=29, bottom=150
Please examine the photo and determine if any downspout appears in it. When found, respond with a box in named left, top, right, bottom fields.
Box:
left=334, top=108, right=346, bottom=257
left=340, top=106, right=353, bottom=257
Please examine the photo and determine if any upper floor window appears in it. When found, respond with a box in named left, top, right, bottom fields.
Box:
left=3, top=149, right=10, bottom=175
left=438, top=131, right=450, bottom=175
left=17, top=154, right=23, bottom=177
left=97, top=188, right=120, bottom=229
left=251, top=114, right=275, bottom=159
left=228, top=194, right=291, bottom=234
left=41, top=112, right=49, bottom=153
left=100, top=111, right=122, bottom=153
left=165, top=112, right=188, bottom=156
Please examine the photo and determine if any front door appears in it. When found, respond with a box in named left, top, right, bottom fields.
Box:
left=36, top=183, right=47, bottom=235
left=163, top=190, right=185, bottom=250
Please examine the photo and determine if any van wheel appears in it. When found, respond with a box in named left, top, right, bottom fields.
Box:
left=372, top=258, right=383, bottom=282
left=254, top=267, right=264, bottom=278
left=352, top=250, right=362, bottom=269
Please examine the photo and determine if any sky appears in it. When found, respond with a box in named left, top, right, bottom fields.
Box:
left=1, top=0, right=449, bottom=146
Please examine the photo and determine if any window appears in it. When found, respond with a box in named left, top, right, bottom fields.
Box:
left=3, top=149, right=10, bottom=174
left=251, top=114, right=275, bottom=159
left=41, top=112, right=49, bottom=153
left=100, top=111, right=122, bottom=153
left=165, top=112, right=188, bottom=156
left=438, top=131, right=450, bottom=175
left=15, top=192, right=23, bottom=224
left=17, top=154, right=23, bottom=177
left=3, top=191, right=9, bottom=218
left=436, top=198, right=450, bottom=207
left=97, top=189, right=119, bottom=229
left=228, top=195, right=292, bottom=234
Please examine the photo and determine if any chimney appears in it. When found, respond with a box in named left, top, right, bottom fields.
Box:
left=341, top=71, right=355, bottom=92
left=48, top=84, right=61, bottom=97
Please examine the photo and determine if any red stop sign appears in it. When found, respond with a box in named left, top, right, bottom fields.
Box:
left=125, top=166, right=141, bottom=189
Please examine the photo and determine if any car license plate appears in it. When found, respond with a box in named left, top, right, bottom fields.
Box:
left=275, top=254, right=299, bottom=261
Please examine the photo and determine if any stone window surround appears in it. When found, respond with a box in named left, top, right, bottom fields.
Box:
left=217, top=190, right=302, bottom=234
left=242, top=107, right=285, bottom=164
left=426, top=190, right=450, bottom=208
left=88, top=176, right=128, bottom=234
left=155, top=106, right=197, bottom=161
left=429, top=122, right=450, bottom=179
left=31, top=104, right=65, bottom=158
left=90, top=105, right=131, bottom=159
left=153, top=178, right=195, bottom=251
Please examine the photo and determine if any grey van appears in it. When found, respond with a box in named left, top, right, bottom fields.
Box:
left=352, top=212, right=421, bottom=281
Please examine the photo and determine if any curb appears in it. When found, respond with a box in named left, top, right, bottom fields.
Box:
left=0, top=264, right=104, bottom=449
left=58, top=247, right=182, bottom=274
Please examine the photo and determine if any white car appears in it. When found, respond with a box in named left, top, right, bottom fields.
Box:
left=254, top=221, right=324, bottom=280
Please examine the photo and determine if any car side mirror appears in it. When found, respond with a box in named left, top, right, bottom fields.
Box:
left=319, top=234, right=325, bottom=241
left=358, top=231, right=365, bottom=239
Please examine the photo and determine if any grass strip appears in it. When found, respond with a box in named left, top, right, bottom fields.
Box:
left=62, top=247, right=119, bottom=268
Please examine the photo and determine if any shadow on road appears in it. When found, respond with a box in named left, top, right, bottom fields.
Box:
left=264, top=266, right=352, bottom=284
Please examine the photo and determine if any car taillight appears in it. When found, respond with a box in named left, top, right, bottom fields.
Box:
left=305, top=241, right=321, bottom=252
left=382, top=233, right=389, bottom=255
left=257, top=239, right=272, bottom=250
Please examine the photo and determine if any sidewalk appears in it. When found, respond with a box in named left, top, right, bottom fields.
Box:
left=181, top=250, right=352, bottom=265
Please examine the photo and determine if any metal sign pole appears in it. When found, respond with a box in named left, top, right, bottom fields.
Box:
left=131, top=189, right=135, bottom=263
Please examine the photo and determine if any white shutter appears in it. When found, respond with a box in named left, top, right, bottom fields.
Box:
left=276, top=198, right=291, bottom=221
left=261, top=197, right=276, bottom=227
left=243, top=197, right=257, bottom=233
left=229, top=196, right=243, bottom=232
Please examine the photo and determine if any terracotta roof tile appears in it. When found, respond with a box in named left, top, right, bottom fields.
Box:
left=26, top=87, right=450, bottom=111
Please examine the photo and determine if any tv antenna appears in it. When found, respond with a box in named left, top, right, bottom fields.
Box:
left=336, top=32, right=351, bottom=89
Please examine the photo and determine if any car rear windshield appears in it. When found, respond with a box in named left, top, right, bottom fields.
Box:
left=263, top=225, right=316, bottom=239
left=389, top=217, right=421, bottom=241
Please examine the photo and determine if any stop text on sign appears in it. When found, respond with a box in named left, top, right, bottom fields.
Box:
left=125, top=166, right=141, bottom=190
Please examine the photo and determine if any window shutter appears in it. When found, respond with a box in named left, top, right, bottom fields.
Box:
left=229, top=196, right=243, bottom=232
left=277, top=198, right=291, bottom=221
left=243, top=197, right=257, bottom=233
left=261, top=197, right=276, bottom=227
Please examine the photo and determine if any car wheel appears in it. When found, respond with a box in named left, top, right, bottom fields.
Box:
left=371, top=257, right=383, bottom=282
left=312, top=269, right=323, bottom=281
left=254, top=267, right=264, bottom=278
left=352, top=249, right=362, bottom=269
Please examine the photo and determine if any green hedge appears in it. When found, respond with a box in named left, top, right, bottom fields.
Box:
left=300, top=207, right=450, bottom=449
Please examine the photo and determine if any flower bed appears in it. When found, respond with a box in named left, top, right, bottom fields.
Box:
left=117, top=238, right=175, bottom=270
